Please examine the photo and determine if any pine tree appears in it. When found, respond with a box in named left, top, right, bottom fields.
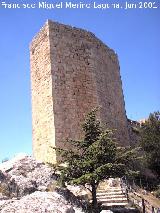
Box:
left=140, top=111, right=160, bottom=177
left=55, top=109, right=139, bottom=212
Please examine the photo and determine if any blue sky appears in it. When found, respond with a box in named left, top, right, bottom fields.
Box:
left=0, top=0, right=159, bottom=161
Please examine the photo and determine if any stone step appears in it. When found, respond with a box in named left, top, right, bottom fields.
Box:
left=97, top=191, right=124, bottom=196
left=98, top=195, right=127, bottom=200
left=102, top=202, right=128, bottom=207
left=98, top=196, right=126, bottom=199
left=97, top=194, right=126, bottom=198
left=98, top=187, right=122, bottom=191
left=97, top=189, right=122, bottom=193
left=98, top=198, right=128, bottom=203
left=101, top=208, right=139, bottom=213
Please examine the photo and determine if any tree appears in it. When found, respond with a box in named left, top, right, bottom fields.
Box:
left=55, top=109, right=139, bottom=213
left=140, top=111, right=160, bottom=177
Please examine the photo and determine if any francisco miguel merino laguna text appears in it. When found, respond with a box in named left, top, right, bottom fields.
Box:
left=38, top=2, right=110, bottom=9
left=0, top=1, right=158, bottom=9
left=0, top=1, right=109, bottom=9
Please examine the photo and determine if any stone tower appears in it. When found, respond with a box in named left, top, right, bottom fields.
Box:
left=30, top=20, right=130, bottom=163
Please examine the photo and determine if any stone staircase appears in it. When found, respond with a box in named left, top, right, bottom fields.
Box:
left=97, top=183, right=128, bottom=208
left=97, top=179, right=139, bottom=212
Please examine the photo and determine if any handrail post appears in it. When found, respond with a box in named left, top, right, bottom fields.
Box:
left=142, top=198, right=145, bottom=213
left=126, top=188, right=129, bottom=202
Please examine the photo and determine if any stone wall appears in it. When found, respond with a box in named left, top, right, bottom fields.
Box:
left=127, top=119, right=140, bottom=146
left=30, top=20, right=130, bottom=163
left=30, top=22, right=56, bottom=163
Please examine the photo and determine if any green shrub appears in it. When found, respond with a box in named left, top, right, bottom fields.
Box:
left=46, top=180, right=58, bottom=192
left=153, top=186, right=160, bottom=198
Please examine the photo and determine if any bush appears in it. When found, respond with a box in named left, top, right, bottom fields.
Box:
left=0, top=183, right=10, bottom=197
left=153, top=186, right=160, bottom=198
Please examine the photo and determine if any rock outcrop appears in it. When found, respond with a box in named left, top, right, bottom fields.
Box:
left=0, top=154, right=84, bottom=212
left=0, top=154, right=57, bottom=197
left=0, top=192, right=83, bottom=213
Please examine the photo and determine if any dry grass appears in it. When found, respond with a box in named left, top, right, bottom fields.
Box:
left=138, top=189, right=160, bottom=208
left=0, top=183, right=10, bottom=197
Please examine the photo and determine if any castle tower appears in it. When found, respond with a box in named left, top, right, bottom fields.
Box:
left=30, top=20, right=130, bottom=163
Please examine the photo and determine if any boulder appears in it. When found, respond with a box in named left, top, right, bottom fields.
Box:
left=0, top=155, right=57, bottom=197
left=0, top=191, right=81, bottom=213
left=0, top=155, right=84, bottom=212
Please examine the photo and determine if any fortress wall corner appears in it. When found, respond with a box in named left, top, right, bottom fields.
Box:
left=30, top=21, right=56, bottom=163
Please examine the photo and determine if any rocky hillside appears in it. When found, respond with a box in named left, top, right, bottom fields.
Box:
left=0, top=154, right=85, bottom=212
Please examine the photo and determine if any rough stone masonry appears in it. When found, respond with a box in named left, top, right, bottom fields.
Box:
left=30, top=20, right=130, bottom=163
